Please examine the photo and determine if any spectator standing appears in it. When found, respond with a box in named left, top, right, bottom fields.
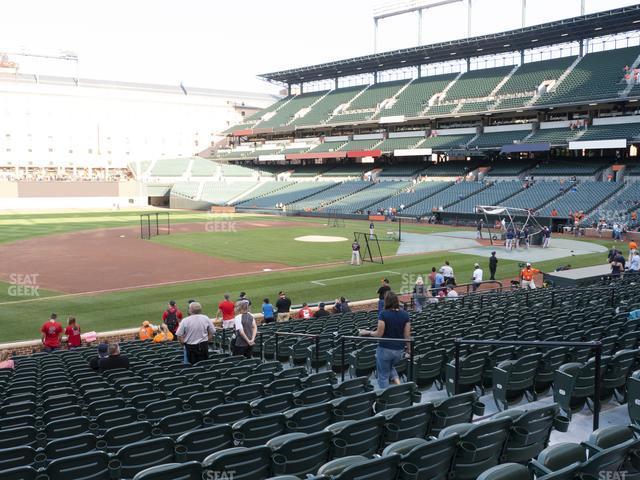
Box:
left=89, top=343, right=109, bottom=371
left=176, top=302, right=215, bottom=365
left=434, top=269, right=445, bottom=295
left=369, top=222, right=375, bottom=240
left=41, top=314, right=63, bottom=352
left=232, top=301, right=256, bottom=358
left=153, top=324, right=174, bottom=343
left=412, top=277, right=427, bottom=313
left=314, top=303, right=330, bottom=318
left=441, top=261, right=455, bottom=286
left=262, top=298, right=275, bottom=324
left=446, top=287, right=459, bottom=300
left=297, top=303, right=313, bottom=319
left=359, top=291, right=410, bottom=389
left=338, top=297, right=351, bottom=313
left=162, top=301, right=183, bottom=337
left=629, top=250, right=640, bottom=273
left=237, top=292, right=251, bottom=307
left=471, top=263, right=483, bottom=292
left=520, top=263, right=541, bottom=289
left=629, top=241, right=638, bottom=265
left=65, top=317, right=81, bottom=349
left=428, top=267, right=437, bottom=296
left=139, top=321, right=154, bottom=341
left=216, top=294, right=236, bottom=329
left=351, top=240, right=361, bottom=266
left=0, top=351, right=14, bottom=370
left=611, top=255, right=624, bottom=279
left=276, top=291, right=292, bottom=322
left=376, top=278, right=391, bottom=318
left=98, top=343, right=130, bottom=372
left=489, top=251, right=498, bottom=280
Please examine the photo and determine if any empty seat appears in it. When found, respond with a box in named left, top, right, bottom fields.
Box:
left=0, top=446, right=37, bottom=471
left=187, top=390, right=225, bottom=411
left=202, top=446, right=272, bottom=480
left=439, top=417, right=513, bottom=480
left=333, top=377, right=373, bottom=397
left=293, top=384, right=334, bottom=406
left=330, top=392, right=376, bottom=422
left=44, top=417, right=92, bottom=440
left=325, top=416, right=386, bottom=457
left=477, top=463, right=531, bottom=480
left=553, top=358, right=606, bottom=419
left=226, top=383, right=265, bottom=403
left=268, top=431, right=333, bottom=477
left=251, top=393, right=295, bottom=415
left=382, top=436, right=459, bottom=480
left=375, top=383, right=421, bottom=412
left=492, top=352, right=542, bottom=411
left=43, top=432, right=97, bottom=463
left=115, top=437, right=176, bottom=479
left=284, top=403, right=333, bottom=434
left=375, top=402, right=433, bottom=445
left=130, top=461, right=202, bottom=480
left=207, top=402, right=252, bottom=425
left=100, top=421, right=153, bottom=452
left=95, top=407, right=139, bottom=431
left=430, top=392, right=484, bottom=436
left=0, top=426, right=40, bottom=449
left=155, top=410, right=203, bottom=438
left=44, top=450, right=112, bottom=480
left=493, top=404, right=569, bottom=463
left=232, top=413, right=287, bottom=447
left=175, top=424, right=234, bottom=462
left=143, top=398, right=182, bottom=422
left=445, top=352, right=487, bottom=396
left=317, top=454, right=400, bottom=480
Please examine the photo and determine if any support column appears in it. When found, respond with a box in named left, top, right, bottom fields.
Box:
left=374, top=18, right=379, bottom=53
left=521, top=0, right=526, bottom=27
left=300, top=83, right=304, bottom=94
left=287, top=83, right=292, bottom=96
left=334, top=78, right=338, bottom=90
left=520, top=50, right=525, bottom=65
left=466, top=57, right=471, bottom=71
left=467, top=0, right=472, bottom=38
left=418, top=9, right=423, bottom=46
left=580, top=0, right=585, bottom=15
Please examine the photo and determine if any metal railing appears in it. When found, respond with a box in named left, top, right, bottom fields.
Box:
left=453, top=338, right=603, bottom=431
left=274, top=331, right=322, bottom=373
left=339, top=335, right=415, bottom=382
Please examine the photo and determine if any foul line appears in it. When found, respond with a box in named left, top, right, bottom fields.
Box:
left=311, top=270, right=402, bottom=286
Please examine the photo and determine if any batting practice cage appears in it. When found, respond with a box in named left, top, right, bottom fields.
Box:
left=353, top=232, right=384, bottom=264
left=475, top=205, right=547, bottom=246
left=326, top=208, right=346, bottom=228
left=140, top=212, right=171, bottom=239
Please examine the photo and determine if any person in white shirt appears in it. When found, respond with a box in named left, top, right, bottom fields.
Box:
left=232, top=301, right=256, bottom=358
left=440, top=261, right=455, bottom=286
left=630, top=251, right=640, bottom=273
left=471, top=263, right=483, bottom=292
left=446, top=287, right=459, bottom=300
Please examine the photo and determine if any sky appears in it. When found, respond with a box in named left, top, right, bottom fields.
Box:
left=1, top=0, right=638, bottom=95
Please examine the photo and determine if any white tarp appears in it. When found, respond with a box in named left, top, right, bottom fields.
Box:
left=569, top=139, right=627, bottom=150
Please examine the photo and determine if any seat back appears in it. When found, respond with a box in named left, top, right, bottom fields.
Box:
left=430, top=392, right=482, bottom=436
left=269, top=431, right=333, bottom=477
left=375, top=382, right=420, bottom=412
left=330, top=392, right=376, bottom=422
left=45, top=451, right=111, bottom=480
left=383, top=436, right=458, bottom=480
left=175, top=424, right=233, bottom=462
left=202, top=446, right=272, bottom=480
left=232, top=413, right=287, bottom=447
left=116, top=437, right=175, bottom=479
left=284, top=403, right=333, bottom=434
left=127, top=461, right=202, bottom=480
left=327, top=416, right=386, bottom=457
left=376, top=402, right=433, bottom=445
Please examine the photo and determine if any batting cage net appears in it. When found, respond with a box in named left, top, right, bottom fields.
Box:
left=353, top=232, right=384, bottom=264
left=140, top=212, right=171, bottom=240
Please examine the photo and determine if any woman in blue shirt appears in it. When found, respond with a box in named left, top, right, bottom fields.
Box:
left=359, top=291, right=411, bottom=389
left=262, top=298, right=275, bottom=323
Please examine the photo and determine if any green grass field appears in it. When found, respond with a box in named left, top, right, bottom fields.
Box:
left=0, top=210, right=620, bottom=343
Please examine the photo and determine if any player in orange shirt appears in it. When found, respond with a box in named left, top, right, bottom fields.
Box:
left=520, top=262, right=541, bottom=289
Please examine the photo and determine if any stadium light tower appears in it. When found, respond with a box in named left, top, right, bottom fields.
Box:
left=372, top=0, right=467, bottom=52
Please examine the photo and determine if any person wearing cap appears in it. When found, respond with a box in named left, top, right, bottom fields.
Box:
left=351, top=239, right=361, bottom=266
left=542, top=226, right=551, bottom=248
left=520, top=263, right=541, bottom=289
left=313, top=303, right=329, bottom=318
left=489, top=251, right=498, bottom=281
left=162, top=300, right=183, bottom=337
left=89, top=343, right=110, bottom=371
left=412, top=276, right=427, bottom=312
left=471, top=263, right=483, bottom=292
left=176, top=301, right=215, bottom=365
left=139, top=321, right=154, bottom=341
left=276, top=291, right=292, bottom=322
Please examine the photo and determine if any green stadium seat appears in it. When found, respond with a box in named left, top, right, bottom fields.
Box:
left=207, top=402, right=252, bottom=425
left=430, top=392, right=484, bottom=436
left=326, top=416, right=385, bottom=457
left=492, top=352, right=542, bottom=411
left=476, top=463, right=531, bottom=480
left=383, top=436, right=458, bottom=480
left=375, top=402, right=433, bottom=445
left=232, top=413, right=288, bottom=447
left=115, top=437, right=176, bottom=479
left=202, top=446, right=272, bottom=480
left=44, top=451, right=112, bottom=480
left=131, top=462, right=202, bottom=480
left=100, top=421, right=153, bottom=453
left=330, top=391, right=376, bottom=422
left=445, top=351, right=487, bottom=396
left=268, top=431, right=333, bottom=477
left=155, top=410, right=203, bottom=438
left=175, top=424, right=233, bottom=463
left=251, top=393, right=295, bottom=415
left=284, top=403, right=333, bottom=434
left=0, top=446, right=37, bottom=471
left=317, top=454, right=400, bottom=480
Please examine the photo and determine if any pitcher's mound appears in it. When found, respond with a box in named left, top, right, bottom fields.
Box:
left=295, top=235, right=349, bottom=243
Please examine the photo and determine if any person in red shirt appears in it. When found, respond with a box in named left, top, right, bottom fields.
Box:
left=216, top=294, right=236, bottom=329
left=41, top=313, right=63, bottom=352
left=162, top=300, right=183, bottom=336
left=65, top=316, right=82, bottom=349
left=296, top=303, right=312, bottom=319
